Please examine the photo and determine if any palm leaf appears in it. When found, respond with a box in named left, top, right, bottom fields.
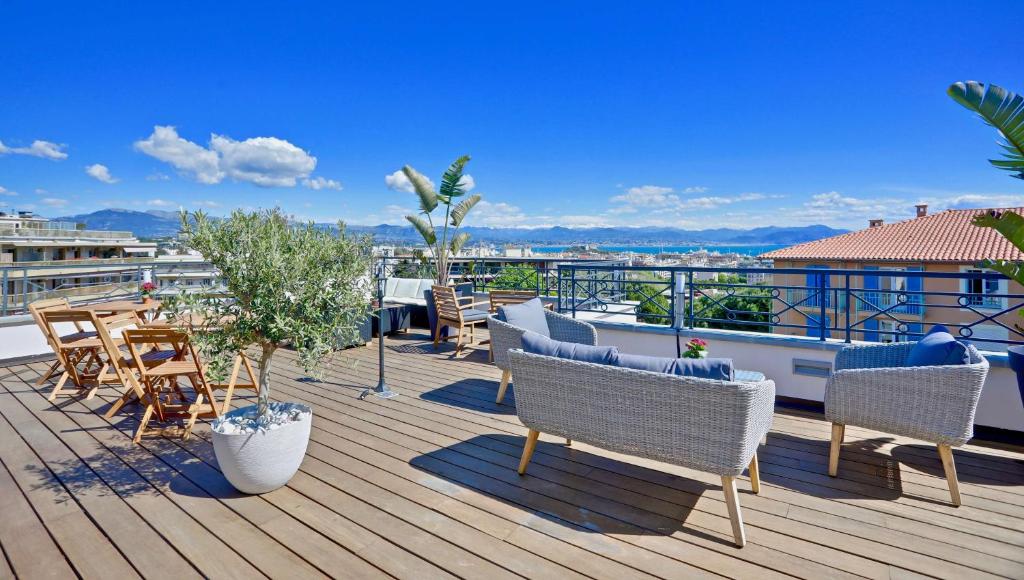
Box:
left=449, top=232, right=470, bottom=256
left=439, top=154, right=471, bottom=202
left=948, top=81, right=1024, bottom=179
left=972, top=210, right=1024, bottom=286
left=402, top=166, right=438, bottom=212
left=450, top=194, right=481, bottom=227
left=405, top=214, right=436, bottom=246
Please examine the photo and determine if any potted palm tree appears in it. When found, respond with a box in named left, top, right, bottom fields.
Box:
left=171, top=209, right=372, bottom=494
left=401, top=155, right=481, bottom=337
left=949, top=80, right=1024, bottom=406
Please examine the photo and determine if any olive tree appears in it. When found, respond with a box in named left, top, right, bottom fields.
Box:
left=172, top=209, right=373, bottom=424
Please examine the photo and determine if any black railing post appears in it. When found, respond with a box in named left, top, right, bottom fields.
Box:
left=1, top=268, right=7, bottom=317
left=844, top=273, right=851, bottom=343
left=819, top=271, right=827, bottom=341
left=570, top=266, right=577, bottom=318
left=686, top=270, right=695, bottom=329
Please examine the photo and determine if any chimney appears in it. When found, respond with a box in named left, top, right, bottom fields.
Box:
left=869, top=219, right=884, bottom=228
left=915, top=204, right=928, bottom=218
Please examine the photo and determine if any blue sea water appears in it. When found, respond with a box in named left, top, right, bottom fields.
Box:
left=532, top=245, right=785, bottom=256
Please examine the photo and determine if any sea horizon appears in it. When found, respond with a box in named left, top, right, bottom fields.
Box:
left=532, top=244, right=785, bottom=256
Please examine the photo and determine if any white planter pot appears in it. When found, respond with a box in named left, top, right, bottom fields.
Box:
left=212, top=402, right=312, bottom=494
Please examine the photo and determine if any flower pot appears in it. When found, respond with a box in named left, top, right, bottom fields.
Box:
left=142, top=296, right=153, bottom=304
left=1006, top=345, right=1024, bottom=408
left=212, top=402, right=312, bottom=494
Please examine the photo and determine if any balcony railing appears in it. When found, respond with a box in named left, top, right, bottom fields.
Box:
left=555, top=263, right=1024, bottom=349
left=0, top=260, right=222, bottom=315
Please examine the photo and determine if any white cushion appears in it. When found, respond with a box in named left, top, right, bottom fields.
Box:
left=417, top=279, right=436, bottom=297
left=384, top=278, right=401, bottom=297
left=393, top=278, right=420, bottom=298
left=385, top=297, right=427, bottom=306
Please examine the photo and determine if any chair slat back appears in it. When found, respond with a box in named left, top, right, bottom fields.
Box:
left=29, top=298, right=74, bottom=333
left=93, top=311, right=141, bottom=360
left=432, top=285, right=464, bottom=322
left=489, top=289, right=538, bottom=313
left=39, top=310, right=96, bottom=348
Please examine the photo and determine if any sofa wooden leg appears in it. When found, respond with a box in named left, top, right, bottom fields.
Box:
left=721, top=475, right=746, bottom=547
left=565, top=438, right=572, bottom=446
left=496, top=369, right=511, bottom=404
left=937, top=444, right=962, bottom=507
left=748, top=453, right=760, bottom=494
left=828, top=423, right=844, bottom=477
left=518, top=429, right=540, bottom=475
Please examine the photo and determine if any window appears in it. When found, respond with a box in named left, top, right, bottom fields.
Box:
left=962, top=268, right=1003, bottom=309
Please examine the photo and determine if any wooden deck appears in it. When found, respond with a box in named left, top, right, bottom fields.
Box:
left=1, top=329, right=1023, bottom=579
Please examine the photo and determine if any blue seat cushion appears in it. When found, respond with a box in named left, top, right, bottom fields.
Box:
left=521, top=331, right=617, bottom=364
left=904, top=326, right=970, bottom=367
left=612, top=352, right=735, bottom=380
left=497, top=298, right=550, bottom=337
left=462, top=308, right=489, bottom=322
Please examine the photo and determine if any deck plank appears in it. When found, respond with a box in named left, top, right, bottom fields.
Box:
left=1, top=328, right=1022, bottom=580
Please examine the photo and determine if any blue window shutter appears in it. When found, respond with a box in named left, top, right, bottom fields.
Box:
left=906, top=266, right=923, bottom=315
left=863, top=317, right=879, bottom=342
left=862, top=266, right=879, bottom=312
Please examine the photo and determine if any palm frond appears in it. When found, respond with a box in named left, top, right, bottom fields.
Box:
left=402, top=166, right=439, bottom=212
left=972, top=210, right=1024, bottom=286
left=948, top=81, right=1024, bottom=179
left=450, top=194, right=481, bottom=227
left=439, top=154, right=471, bottom=202
left=405, top=214, right=436, bottom=246
left=449, top=232, right=470, bottom=256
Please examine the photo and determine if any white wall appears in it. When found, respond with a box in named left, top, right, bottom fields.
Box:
left=593, top=322, right=1024, bottom=433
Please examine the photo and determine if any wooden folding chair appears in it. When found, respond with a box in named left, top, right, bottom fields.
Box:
left=38, top=310, right=110, bottom=401
left=122, top=328, right=220, bottom=443
left=29, top=298, right=98, bottom=387
left=487, top=289, right=541, bottom=313
left=92, top=311, right=179, bottom=419
left=147, top=313, right=258, bottom=413
left=432, top=285, right=490, bottom=355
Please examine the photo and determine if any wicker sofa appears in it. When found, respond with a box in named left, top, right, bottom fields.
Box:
left=507, top=348, right=775, bottom=547
left=825, top=341, right=989, bottom=506
left=488, top=309, right=597, bottom=404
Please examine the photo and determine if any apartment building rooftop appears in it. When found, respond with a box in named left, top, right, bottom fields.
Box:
left=760, top=206, right=1024, bottom=263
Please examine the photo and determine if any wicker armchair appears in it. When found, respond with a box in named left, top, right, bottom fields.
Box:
left=488, top=309, right=598, bottom=403
left=825, top=342, right=989, bottom=506
left=507, top=349, right=775, bottom=547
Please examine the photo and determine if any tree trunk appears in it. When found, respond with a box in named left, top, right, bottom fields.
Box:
left=257, top=342, right=276, bottom=422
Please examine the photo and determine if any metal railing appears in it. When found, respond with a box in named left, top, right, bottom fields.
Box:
left=0, top=260, right=223, bottom=315
left=556, top=263, right=1024, bottom=349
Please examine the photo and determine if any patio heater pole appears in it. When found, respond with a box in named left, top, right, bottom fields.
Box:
left=360, top=258, right=398, bottom=400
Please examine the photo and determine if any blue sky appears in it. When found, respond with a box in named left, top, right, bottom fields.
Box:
left=1, top=1, right=1021, bottom=230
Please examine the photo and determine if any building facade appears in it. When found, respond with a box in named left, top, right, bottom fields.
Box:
left=760, top=205, right=1022, bottom=351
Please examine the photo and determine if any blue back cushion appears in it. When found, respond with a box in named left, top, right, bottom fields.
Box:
left=498, top=298, right=550, bottom=337
left=904, top=326, right=970, bottom=367
left=613, top=353, right=735, bottom=380
left=521, top=331, right=617, bottom=364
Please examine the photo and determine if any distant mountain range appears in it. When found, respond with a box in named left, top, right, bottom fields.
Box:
left=53, top=209, right=848, bottom=245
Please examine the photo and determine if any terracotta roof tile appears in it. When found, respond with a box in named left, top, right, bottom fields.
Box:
left=760, top=208, right=1024, bottom=263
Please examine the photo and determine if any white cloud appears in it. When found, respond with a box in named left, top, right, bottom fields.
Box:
left=385, top=169, right=435, bottom=193
left=194, top=200, right=221, bottom=208
left=134, top=125, right=319, bottom=187
left=469, top=201, right=529, bottom=227
left=459, top=174, right=475, bottom=191
left=302, top=176, right=343, bottom=191
left=0, top=186, right=16, bottom=196
left=682, top=186, right=709, bottom=194
left=40, top=197, right=68, bottom=208
left=0, top=139, right=68, bottom=160
left=146, top=172, right=170, bottom=181
left=611, top=185, right=678, bottom=206
left=147, top=199, right=175, bottom=207
left=210, top=134, right=316, bottom=187
left=85, top=163, right=119, bottom=184
left=135, top=126, right=222, bottom=183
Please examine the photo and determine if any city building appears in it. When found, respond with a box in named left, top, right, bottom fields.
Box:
left=0, top=210, right=157, bottom=310
left=760, top=205, right=1022, bottom=350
